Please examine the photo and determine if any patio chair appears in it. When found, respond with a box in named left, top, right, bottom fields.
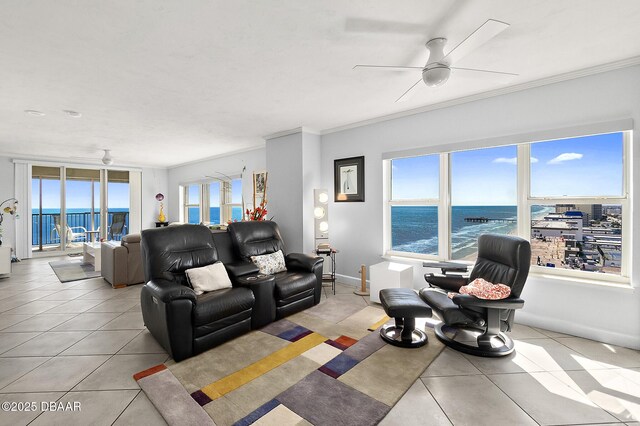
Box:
left=52, top=215, right=87, bottom=246
left=108, top=212, right=128, bottom=241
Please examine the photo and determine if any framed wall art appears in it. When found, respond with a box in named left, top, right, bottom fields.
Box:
left=253, top=171, right=268, bottom=207
left=334, top=156, right=364, bottom=202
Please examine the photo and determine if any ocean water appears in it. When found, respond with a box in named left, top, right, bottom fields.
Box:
left=188, top=207, right=243, bottom=224
left=392, top=205, right=548, bottom=259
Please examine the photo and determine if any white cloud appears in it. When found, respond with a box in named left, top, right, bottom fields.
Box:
left=493, top=157, right=517, bottom=165
left=492, top=157, right=539, bottom=165
left=547, top=152, right=583, bottom=165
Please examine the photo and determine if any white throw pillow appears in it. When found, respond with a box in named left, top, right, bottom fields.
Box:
left=185, top=262, right=232, bottom=295
left=250, top=250, right=287, bottom=275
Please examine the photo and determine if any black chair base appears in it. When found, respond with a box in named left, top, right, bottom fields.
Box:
left=433, top=323, right=515, bottom=357
left=380, top=323, right=428, bottom=348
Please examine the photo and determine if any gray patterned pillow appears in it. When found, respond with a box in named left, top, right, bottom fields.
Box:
left=250, top=250, right=287, bottom=275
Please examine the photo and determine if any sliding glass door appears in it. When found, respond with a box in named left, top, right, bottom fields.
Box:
left=106, top=171, right=130, bottom=241
left=31, top=165, right=135, bottom=255
left=31, top=166, right=62, bottom=253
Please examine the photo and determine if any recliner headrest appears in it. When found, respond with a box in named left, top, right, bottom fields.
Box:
left=140, top=224, right=217, bottom=286
left=470, top=234, right=531, bottom=298
left=228, top=221, right=285, bottom=260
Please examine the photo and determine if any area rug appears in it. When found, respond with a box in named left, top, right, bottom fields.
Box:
left=49, top=259, right=101, bottom=282
left=135, top=299, right=444, bottom=426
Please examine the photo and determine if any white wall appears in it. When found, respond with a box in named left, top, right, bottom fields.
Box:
left=267, top=134, right=303, bottom=252
left=301, top=133, right=321, bottom=254
left=320, top=65, right=640, bottom=349
left=0, top=156, right=16, bottom=251
left=167, top=148, right=266, bottom=224
left=142, top=167, right=169, bottom=230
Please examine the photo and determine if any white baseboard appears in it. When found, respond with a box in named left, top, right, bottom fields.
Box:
left=335, top=273, right=368, bottom=288
left=516, top=311, right=640, bottom=350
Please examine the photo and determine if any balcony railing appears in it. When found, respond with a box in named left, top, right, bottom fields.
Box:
left=32, top=211, right=129, bottom=248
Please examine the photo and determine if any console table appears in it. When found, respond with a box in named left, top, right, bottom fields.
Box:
left=315, top=247, right=337, bottom=295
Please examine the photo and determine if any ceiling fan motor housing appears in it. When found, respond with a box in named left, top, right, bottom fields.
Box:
left=423, top=65, right=451, bottom=87
left=423, top=37, right=450, bottom=87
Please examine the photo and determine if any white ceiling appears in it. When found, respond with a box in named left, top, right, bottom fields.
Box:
left=1, top=1, right=640, bottom=168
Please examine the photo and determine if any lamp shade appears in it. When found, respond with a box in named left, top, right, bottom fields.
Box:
left=319, top=221, right=329, bottom=232
left=318, top=192, right=329, bottom=204
left=313, top=207, right=325, bottom=219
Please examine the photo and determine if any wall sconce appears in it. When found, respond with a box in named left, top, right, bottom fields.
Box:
left=314, top=189, right=329, bottom=247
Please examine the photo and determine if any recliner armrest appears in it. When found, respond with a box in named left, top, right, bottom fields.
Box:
left=285, top=253, right=323, bottom=273
left=451, top=294, right=525, bottom=310
left=225, top=261, right=260, bottom=280
left=145, top=279, right=197, bottom=304
left=425, top=273, right=469, bottom=292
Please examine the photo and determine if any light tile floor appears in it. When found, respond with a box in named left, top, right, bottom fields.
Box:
left=0, top=256, right=638, bottom=425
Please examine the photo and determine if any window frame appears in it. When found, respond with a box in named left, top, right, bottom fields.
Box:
left=384, top=130, right=631, bottom=284
left=180, top=176, right=243, bottom=225
left=522, top=132, right=630, bottom=282
left=385, top=153, right=448, bottom=260
left=183, top=184, right=203, bottom=224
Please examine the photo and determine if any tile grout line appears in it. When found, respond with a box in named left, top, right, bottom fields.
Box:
left=109, top=389, right=142, bottom=425
left=482, top=372, right=542, bottom=425
left=419, top=378, right=456, bottom=426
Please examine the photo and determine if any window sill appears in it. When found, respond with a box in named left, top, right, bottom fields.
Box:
left=528, top=268, right=632, bottom=290
left=382, top=254, right=633, bottom=290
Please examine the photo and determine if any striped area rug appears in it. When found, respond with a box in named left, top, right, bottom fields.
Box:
left=135, top=300, right=444, bottom=426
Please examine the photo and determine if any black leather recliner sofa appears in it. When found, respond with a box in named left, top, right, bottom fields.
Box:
left=227, top=221, right=324, bottom=319
left=140, top=222, right=323, bottom=361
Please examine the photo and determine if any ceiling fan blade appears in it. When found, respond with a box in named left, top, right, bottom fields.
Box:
left=450, top=66, right=518, bottom=76
left=395, top=78, right=423, bottom=103
left=353, top=65, right=423, bottom=71
left=443, top=19, right=509, bottom=64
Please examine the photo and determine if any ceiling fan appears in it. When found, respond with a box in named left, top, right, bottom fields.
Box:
left=354, top=19, right=518, bottom=102
left=68, top=148, right=114, bottom=165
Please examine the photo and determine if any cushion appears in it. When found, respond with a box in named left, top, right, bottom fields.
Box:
left=185, top=262, right=232, bottom=295
left=251, top=250, right=287, bottom=275
left=449, top=278, right=511, bottom=300
left=274, top=271, right=315, bottom=304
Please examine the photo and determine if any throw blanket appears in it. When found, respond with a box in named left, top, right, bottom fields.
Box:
left=448, top=278, right=511, bottom=300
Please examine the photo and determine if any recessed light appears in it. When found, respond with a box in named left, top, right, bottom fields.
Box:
left=63, top=110, right=82, bottom=118
left=24, top=110, right=45, bottom=116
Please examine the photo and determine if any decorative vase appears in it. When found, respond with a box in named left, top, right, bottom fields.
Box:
left=158, top=202, right=166, bottom=222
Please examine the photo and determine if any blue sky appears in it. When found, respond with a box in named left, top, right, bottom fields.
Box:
left=32, top=179, right=130, bottom=210
left=392, top=132, right=623, bottom=205
left=530, top=132, right=622, bottom=197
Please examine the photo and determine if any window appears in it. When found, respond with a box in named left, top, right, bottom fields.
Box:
left=528, top=132, right=626, bottom=276
left=385, top=130, right=630, bottom=281
left=226, top=178, right=243, bottom=222
left=208, top=182, right=221, bottom=224
left=451, top=146, right=517, bottom=260
left=184, top=184, right=201, bottom=224
left=388, top=155, right=439, bottom=256
left=182, top=177, right=243, bottom=225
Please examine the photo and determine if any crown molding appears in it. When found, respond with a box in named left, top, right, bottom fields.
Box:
left=263, top=126, right=320, bottom=141
left=321, top=56, right=640, bottom=135
left=167, top=144, right=265, bottom=169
